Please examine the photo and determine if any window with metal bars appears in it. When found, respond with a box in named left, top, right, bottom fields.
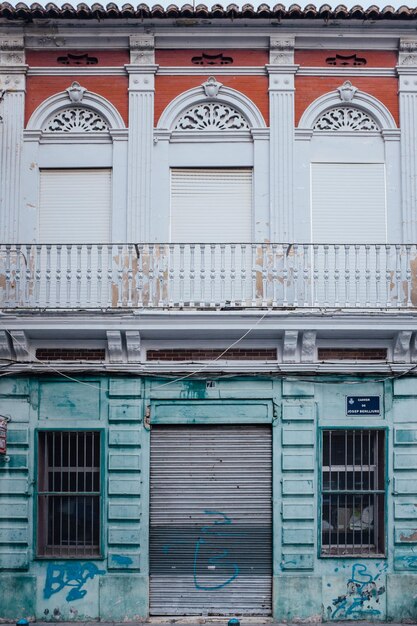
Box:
left=37, top=431, right=101, bottom=558
left=321, top=429, right=385, bottom=557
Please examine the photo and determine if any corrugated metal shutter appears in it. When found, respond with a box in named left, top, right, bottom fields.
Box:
left=150, top=425, right=272, bottom=616
left=171, top=168, right=252, bottom=243
left=311, top=163, right=386, bottom=243
left=39, top=169, right=111, bottom=242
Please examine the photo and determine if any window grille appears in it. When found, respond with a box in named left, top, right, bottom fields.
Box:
left=37, top=431, right=101, bottom=558
left=321, top=429, right=385, bottom=557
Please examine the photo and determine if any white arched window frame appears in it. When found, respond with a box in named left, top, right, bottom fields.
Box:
left=151, top=77, right=269, bottom=242
left=21, top=82, right=128, bottom=242
left=294, top=82, right=401, bottom=243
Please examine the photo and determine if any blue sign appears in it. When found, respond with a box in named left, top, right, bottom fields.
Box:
left=346, top=396, right=380, bottom=416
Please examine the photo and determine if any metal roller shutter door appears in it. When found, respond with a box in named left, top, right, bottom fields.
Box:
left=150, top=425, right=272, bottom=616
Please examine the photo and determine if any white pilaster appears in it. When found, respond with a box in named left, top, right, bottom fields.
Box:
left=0, top=36, right=26, bottom=242
left=398, top=38, right=417, bottom=242
left=126, top=36, right=158, bottom=242
left=267, top=37, right=298, bottom=242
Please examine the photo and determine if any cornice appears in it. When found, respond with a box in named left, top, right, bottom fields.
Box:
left=266, top=64, right=299, bottom=75
left=27, top=66, right=127, bottom=76
left=156, top=66, right=267, bottom=76
left=298, top=67, right=397, bottom=77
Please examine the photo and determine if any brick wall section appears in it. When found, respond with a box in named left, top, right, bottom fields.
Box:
left=156, top=49, right=269, bottom=67
left=295, top=76, right=399, bottom=126
left=147, top=348, right=277, bottom=361
left=318, top=348, right=387, bottom=361
left=295, top=50, right=398, bottom=68
left=155, top=75, right=269, bottom=125
left=26, top=49, right=130, bottom=67
left=25, top=75, right=129, bottom=126
left=36, top=348, right=106, bottom=361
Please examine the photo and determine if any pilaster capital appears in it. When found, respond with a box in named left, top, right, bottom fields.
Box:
left=128, top=70, right=157, bottom=91
left=269, top=36, right=295, bottom=65
left=398, top=38, right=417, bottom=68
left=0, top=73, right=26, bottom=94
left=398, top=73, right=417, bottom=92
left=129, top=34, right=155, bottom=65
left=0, top=35, right=25, bottom=67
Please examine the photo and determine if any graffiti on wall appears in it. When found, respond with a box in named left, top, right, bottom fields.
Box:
left=162, top=510, right=242, bottom=592
left=193, top=510, right=241, bottom=591
left=331, top=562, right=387, bottom=619
left=44, top=562, right=105, bottom=602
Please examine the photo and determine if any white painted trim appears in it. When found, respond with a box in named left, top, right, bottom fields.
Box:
left=156, top=66, right=267, bottom=75
left=27, top=67, right=127, bottom=76
left=297, top=67, right=397, bottom=77
left=26, top=87, right=126, bottom=130
left=298, top=85, right=397, bottom=130
left=157, top=82, right=266, bottom=129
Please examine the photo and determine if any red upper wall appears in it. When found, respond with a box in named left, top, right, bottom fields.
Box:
left=26, top=49, right=129, bottom=67
left=25, top=75, right=129, bottom=126
left=156, top=49, right=268, bottom=66
left=155, top=74, right=269, bottom=126
left=295, top=49, right=398, bottom=68
left=295, top=76, right=399, bottom=126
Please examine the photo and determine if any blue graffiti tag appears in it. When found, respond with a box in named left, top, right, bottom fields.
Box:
left=44, top=562, right=105, bottom=602
left=193, top=510, right=243, bottom=591
left=331, top=562, right=387, bottom=619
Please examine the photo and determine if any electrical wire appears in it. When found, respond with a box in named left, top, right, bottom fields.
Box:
left=1, top=328, right=103, bottom=391
left=153, top=308, right=274, bottom=389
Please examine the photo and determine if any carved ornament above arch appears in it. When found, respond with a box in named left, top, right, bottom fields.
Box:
left=298, top=81, right=397, bottom=131
left=158, top=76, right=266, bottom=130
left=26, top=81, right=125, bottom=131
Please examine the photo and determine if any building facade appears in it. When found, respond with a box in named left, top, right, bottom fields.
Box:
left=1, top=3, right=417, bottom=621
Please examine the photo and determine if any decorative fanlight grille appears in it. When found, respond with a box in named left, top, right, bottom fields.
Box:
left=43, top=107, right=109, bottom=133
left=174, top=103, right=249, bottom=131
left=314, top=107, right=379, bottom=132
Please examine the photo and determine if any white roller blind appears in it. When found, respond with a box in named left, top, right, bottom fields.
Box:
left=39, top=169, right=111, bottom=242
left=311, top=163, right=386, bottom=243
left=171, top=168, right=252, bottom=243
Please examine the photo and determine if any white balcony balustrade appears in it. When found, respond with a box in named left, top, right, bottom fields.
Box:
left=0, top=243, right=416, bottom=310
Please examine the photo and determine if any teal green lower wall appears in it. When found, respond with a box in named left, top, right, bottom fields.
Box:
left=0, top=374, right=416, bottom=621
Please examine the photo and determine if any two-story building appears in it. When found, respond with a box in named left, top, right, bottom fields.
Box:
left=1, top=2, right=417, bottom=621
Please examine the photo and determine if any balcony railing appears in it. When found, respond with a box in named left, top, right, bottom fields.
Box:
left=1, top=243, right=416, bottom=310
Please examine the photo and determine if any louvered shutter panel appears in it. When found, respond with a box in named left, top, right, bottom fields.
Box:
left=39, top=169, right=111, bottom=242
left=171, top=168, right=252, bottom=243
left=311, top=163, right=386, bottom=243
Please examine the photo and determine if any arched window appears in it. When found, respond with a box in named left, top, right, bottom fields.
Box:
left=22, top=82, right=127, bottom=243
left=295, top=81, right=400, bottom=244
left=152, top=77, right=268, bottom=243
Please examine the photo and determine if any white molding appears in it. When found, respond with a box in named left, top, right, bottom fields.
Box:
left=10, top=330, right=31, bottom=362
left=411, top=334, right=417, bottom=363
left=283, top=330, right=299, bottom=363
left=298, top=85, right=397, bottom=130
left=301, top=331, right=316, bottom=363
left=157, top=81, right=266, bottom=130
left=298, top=67, right=397, bottom=77
left=157, top=66, right=267, bottom=76
left=0, top=331, right=12, bottom=360
left=107, top=330, right=123, bottom=363
left=166, top=129, right=253, bottom=143
left=0, top=90, right=25, bottom=241
left=26, top=86, right=126, bottom=130
left=27, top=67, right=127, bottom=76
left=126, top=330, right=141, bottom=363
left=393, top=330, right=412, bottom=363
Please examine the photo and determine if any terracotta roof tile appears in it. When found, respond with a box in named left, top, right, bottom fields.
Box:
left=1, top=1, right=417, bottom=20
